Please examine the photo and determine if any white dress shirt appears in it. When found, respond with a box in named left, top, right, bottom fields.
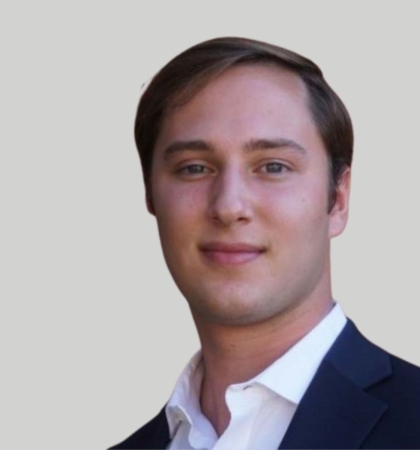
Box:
left=166, top=303, right=347, bottom=450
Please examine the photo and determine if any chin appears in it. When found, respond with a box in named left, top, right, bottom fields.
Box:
left=193, top=308, right=264, bottom=327
left=188, top=292, right=284, bottom=327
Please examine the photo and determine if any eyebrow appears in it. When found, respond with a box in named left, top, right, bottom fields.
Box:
left=244, top=138, right=307, bottom=154
left=162, top=137, right=306, bottom=161
left=163, top=140, right=212, bottom=160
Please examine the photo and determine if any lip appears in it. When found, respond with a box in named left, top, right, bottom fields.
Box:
left=199, top=242, right=266, bottom=266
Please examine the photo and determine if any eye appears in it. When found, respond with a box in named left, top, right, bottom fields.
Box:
left=259, top=162, right=288, bottom=174
left=178, top=164, right=211, bottom=175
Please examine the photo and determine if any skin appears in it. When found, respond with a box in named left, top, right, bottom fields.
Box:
left=148, top=64, right=351, bottom=435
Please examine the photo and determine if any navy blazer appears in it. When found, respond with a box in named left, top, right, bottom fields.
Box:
left=109, top=320, right=420, bottom=449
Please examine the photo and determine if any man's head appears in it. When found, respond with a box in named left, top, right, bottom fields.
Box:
left=134, top=38, right=353, bottom=327
left=134, top=37, right=353, bottom=214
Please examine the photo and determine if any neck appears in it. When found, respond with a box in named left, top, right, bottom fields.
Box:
left=193, top=295, right=334, bottom=436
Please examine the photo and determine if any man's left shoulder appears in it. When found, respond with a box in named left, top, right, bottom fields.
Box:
left=359, top=351, right=420, bottom=448
left=370, top=350, right=420, bottom=403
left=335, top=320, right=420, bottom=403
left=325, top=321, right=420, bottom=448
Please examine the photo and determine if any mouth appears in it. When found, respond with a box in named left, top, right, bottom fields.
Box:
left=199, top=242, right=266, bottom=266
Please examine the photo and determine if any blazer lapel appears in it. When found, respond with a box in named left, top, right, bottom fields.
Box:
left=280, top=320, right=391, bottom=449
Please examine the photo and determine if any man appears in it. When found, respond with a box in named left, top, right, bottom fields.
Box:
left=110, top=37, right=420, bottom=449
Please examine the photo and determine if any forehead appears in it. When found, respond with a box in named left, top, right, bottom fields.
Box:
left=155, top=64, right=321, bottom=153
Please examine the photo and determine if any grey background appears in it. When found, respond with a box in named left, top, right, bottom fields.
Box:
left=1, top=2, right=419, bottom=449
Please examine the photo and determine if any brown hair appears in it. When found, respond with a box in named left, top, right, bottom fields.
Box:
left=134, top=37, right=353, bottom=212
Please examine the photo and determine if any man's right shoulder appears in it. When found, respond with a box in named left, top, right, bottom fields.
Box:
left=108, top=407, right=170, bottom=450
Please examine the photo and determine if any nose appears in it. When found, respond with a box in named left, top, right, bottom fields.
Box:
left=208, top=166, right=252, bottom=227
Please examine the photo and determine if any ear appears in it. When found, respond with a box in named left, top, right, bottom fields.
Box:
left=146, top=191, right=155, bottom=216
left=329, top=167, right=351, bottom=238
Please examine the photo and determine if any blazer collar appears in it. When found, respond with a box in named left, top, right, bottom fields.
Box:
left=279, top=319, right=392, bottom=449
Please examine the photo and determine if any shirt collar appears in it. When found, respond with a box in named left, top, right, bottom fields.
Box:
left=232, top=302, right=347, bottom=404
left=166, top=351, right=206, bottom=439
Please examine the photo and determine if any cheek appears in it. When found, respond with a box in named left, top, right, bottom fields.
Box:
left=262, top=179, right=329, bottom=235
left=153, top=180, right=205, bottom=238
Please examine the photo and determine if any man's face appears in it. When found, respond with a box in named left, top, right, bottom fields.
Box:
left=149, top=64, right=349, bottom=327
